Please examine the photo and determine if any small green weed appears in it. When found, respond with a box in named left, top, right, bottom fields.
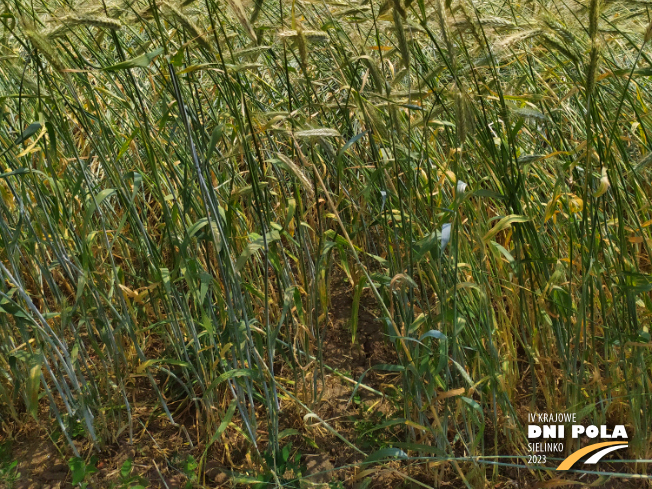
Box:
left=255, top=443, right=305, bottom=489
left=352, top=409, right=393, bottom=449
left=112, top=459, right=147, bottom=489
left=171, top=453, right=198, bottom=489
left=68, top=456, right=98, bottom=488
left=0, top=441, right=20, bottom=489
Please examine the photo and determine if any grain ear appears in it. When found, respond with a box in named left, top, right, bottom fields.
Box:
left=392, top=1, right=410, bottom=68
left=162, top=1, right=211, bottom=51
left=226, top=0, right=258, bottom=42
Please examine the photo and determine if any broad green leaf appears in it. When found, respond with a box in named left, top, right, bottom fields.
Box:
left=69, top=458, right=84, bottom=485
left=170, top=48, right=184, bottom=66
left=419, top=330, right=446, bottom=341
left=364, top=448, right=408, bottom=464
left=14, top=122, right=42, bottom=145
left=206, top=368, right=253, bottom=391
left=337, top=130, right=368, bottom=160
left=460, top=396, right=483, bottom=415
left=235, top=230, right=281, bottom=272
left=278, top=428, right=301, bottom=439
left=489, top=241, right=515, bottom=264
left=120, top=459, right=133, bottom=479
left=0, top=168, right=29, bottom=179
left=482, top=215, right=529, bottom=243
left=183, top=218, right=211, bottom=250
left=413, top=231, right=439, bottom=261
left=84, top=188, right=116, bottom=230
left=104, top=47, right=164, bottom=71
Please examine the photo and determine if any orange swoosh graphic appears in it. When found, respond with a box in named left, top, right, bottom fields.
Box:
left=557, top=442, right=627, bottom=470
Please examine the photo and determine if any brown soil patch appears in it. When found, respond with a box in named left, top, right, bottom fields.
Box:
left=3, top=419, right=207, bottom=489
left=323, top=272, right=399, bottom=380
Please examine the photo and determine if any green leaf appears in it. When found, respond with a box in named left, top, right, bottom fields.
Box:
left=337, top=130, right=368, bottom=161
left=0, top=122, right=43, bottom=158
left=215, top=399, right=237, bottom=439
left=205, top=125, right=224, bottom=163
left=26, top=353, right=42, bottom=419
left=419, top=330, right=446, bottom=341
left=610, top=68, right=652, bottom=77
left=137, top=358, right=191, bottom=373
left=482, top=215, right=529, bottom=243
left=104, top=47, right=164, bottom=71
left=489, top=241, right=515, bottom=264
left=517, top=154, right=545, bottom=165
left=473, top=189, right=506, bottom=200
left=0, top=168, right=29, bottom=179
left=364, top=448, right=408, bottom=464
left=235, top=230, right=281, bottom=272
left=117, top=128, right=138, bottom=160
left=120, top=459, right=133, bottom=479
left=202, top=399, right=237, bottom=462
left=183, top=218, right=210, bottom=248
left=170, top=48, right=184, bottom=67
left=372, top=363, right=405, bottom=372
left=281, top=443, right=291, bottom=463
left=14, top=122, right=42, bottom=145
left=361, top=418, right=407, bottom=436
left=86, top=456, right=98, bottom=477
left=84, top=188, right=117, bottom=230
left=413, top=231, right=439, bottom=262
left=461, top=396, right=483, bottom=415
left=426, top=119, right=455, bottom=128
left=451, top=358, right=474, bottom=387
left=278, top=428, right=300, bottom=440
left=69, top=457, right=86, bottom=485
left=206, top=368, right=253, bottom=391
